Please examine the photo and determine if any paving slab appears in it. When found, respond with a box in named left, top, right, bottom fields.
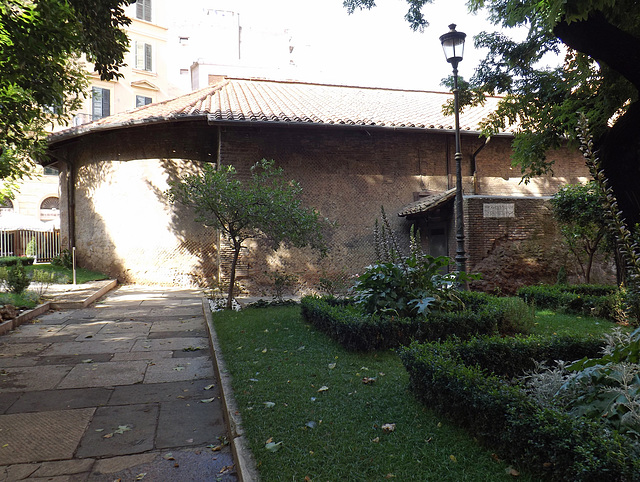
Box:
left=0, top=342, right=50, bottom=358
left=75, top=404, right=158, bottom=458
left=0, top=365, right=72, bottom=392
left=131, top=336, right=209, bottom=352
left=108, top=380, right=215, bottom=405
left=0, top=408, right=95, bottom=464
left=30, top=459, right=94, bottom=478
left=0, top=393, right=20, bottom=415
left=38, top=339, right=136, bottom=356
left=89, top=448, right=237, bottom=482
left=0, top=463, right=40, bottom=481
left=156, top=399, right=226, bottom=449
left=110, top=350, right=173, bottom=362
left=34, top=353, right=113, bottom=366
left=7, top=388, right=112, bottom=414
left=57, top=360, right=148, bottom=389
left=143, top=356, right=213, bottom=384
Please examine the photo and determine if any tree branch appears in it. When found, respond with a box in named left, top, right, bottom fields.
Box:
left=553, top=12, right=640, bottom=89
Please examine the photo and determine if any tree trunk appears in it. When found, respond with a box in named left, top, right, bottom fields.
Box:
left=227, top=242, right=241, bottom=310
left=554, top=14, right=640, bottom=231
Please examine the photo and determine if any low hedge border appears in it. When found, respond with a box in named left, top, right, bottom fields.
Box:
left=517, top=284, right=619, bottom=319
left=398, top=336, right=640, bottom=481
left=300, top=294, right=515, bottom=351
left=0, top=256, right=35, bottom=267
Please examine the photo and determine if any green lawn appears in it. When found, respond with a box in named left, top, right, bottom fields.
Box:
left=0, top=263, right=108, bottom=308
left=212, top=305, right=553, bottom=481
left=531, top=309, right=632, bottom=337
left=26, top=263, right=108, bottom=284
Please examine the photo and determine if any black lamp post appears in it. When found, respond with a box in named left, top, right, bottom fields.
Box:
left=439, top=23, right=467, bottom=276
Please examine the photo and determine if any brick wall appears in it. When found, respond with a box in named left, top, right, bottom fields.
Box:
left=49, top=120, right=598, bottom=293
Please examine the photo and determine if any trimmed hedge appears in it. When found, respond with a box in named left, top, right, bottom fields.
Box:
left=300, top=294, right=527, bottom=351
left=517, top=284, right=621, bottom=320
left=0, top=256, right=35, bottom=267
left=399, top=336, right=640, bottom=481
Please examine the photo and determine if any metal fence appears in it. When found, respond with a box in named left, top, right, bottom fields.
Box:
left=0, top=229, right=61, bottom=262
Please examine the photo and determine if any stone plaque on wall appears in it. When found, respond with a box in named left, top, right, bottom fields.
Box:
left=483, top=203, right=515, bottom=218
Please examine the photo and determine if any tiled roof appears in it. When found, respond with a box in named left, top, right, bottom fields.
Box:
left=50, top=78, right=513, bottom=142
left=398, top=189, right=456, bottom=217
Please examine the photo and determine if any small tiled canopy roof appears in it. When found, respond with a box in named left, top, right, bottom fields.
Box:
left=398, top=189, right=456, bottom=217
left=49, top=77, right=515, bottom=143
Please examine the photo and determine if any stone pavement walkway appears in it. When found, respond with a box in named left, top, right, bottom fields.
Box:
left=0, top=285, right=237, bottom=481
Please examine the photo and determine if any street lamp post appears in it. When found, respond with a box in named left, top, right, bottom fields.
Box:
left=439, top=24, right=467, bottom=276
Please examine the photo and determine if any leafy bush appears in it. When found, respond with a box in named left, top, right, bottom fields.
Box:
left=29, top=269, right=66, bottom=299
left=399, top=336, right=640, bottom=480
left=265, top=269, right=299, bottom=302
left=0, top=256, right=35, bottom=267
left=522, top=328, right=640, bottom=443
left=7, top=261, right=30, bottom=294
left=51, top=249, right=72, bottom=269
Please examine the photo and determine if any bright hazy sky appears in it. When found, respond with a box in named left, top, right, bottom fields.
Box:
left=211, top=0, right=501, bottom=91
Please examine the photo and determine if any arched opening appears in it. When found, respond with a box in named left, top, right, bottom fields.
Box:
left=39, top=196, right=60, bottom=221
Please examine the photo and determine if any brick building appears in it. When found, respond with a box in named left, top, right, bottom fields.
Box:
left=45, top=78, right=593, bottom=293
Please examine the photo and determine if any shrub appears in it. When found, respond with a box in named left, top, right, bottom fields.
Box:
left=266, top=269, right=299, bottom=302
left=300, top=295, right=531, bottom=351
left=51, top=249, right=72, bottom=269
left=25, top=238, right=37, bottom=258
left=29, top=269, right=66, bottom=299
left=7, top=261, right=30, bottom=294
left=399, top=337, right=640, bottom=480
left=0, top=256, right=35, bottom=267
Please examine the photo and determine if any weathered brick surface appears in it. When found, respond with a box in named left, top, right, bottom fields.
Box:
left=51, top=122, right=598, bottom=291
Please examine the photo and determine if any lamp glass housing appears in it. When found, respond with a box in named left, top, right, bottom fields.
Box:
left=439, top=24, right=466, bottom=65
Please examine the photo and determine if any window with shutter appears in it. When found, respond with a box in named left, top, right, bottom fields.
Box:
left=135, top=41, right=153, bottom=71
left=136, top=0, right=152, bottom=22
left=136, top=95, right=153, bottom=107
left=91, top=87, right=110, bottom=120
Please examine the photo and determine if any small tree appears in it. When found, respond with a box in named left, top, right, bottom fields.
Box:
left=550, top=182, right=608, bottom=284
left=167, top=159, right=327, bottom=309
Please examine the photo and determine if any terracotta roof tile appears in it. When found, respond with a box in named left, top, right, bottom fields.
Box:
left=50, top=78, right=513, bottom=142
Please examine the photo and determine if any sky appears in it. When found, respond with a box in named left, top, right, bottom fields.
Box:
left=207, top=0, right=505, bottom=91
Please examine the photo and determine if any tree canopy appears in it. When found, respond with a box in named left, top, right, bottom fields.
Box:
left=345, top=0, right=640, bottom=230
left=0, top=0, right=134, bottom=184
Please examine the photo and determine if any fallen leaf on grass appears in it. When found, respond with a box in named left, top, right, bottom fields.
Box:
left=305, top=421, right=317, bottom=429
left=263, top=401, right=276, bottom=408
left=450, top=455, right=457, bottom=463
left=371, top=437, right=380, bottom=443
left=381, top=423, right=396, bottom=433
left=385, top=474, right=395, bottom=479
left=265, top=441, right=283, bottom=452
left=505, top=466, right=520, bottom=476
left=362, top=377, right=377, bottom=384
left=317, top=386, right=329, bottom=392
left=328, top=363, right=336, bottom=370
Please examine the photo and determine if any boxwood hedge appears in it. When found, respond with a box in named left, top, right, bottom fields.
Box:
left=300, top=293, right=529, bottom=351
left=398, top=336, right=640, bottom=481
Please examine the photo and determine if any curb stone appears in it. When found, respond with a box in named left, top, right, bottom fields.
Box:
left=202, top=298, right=260, bottom=482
